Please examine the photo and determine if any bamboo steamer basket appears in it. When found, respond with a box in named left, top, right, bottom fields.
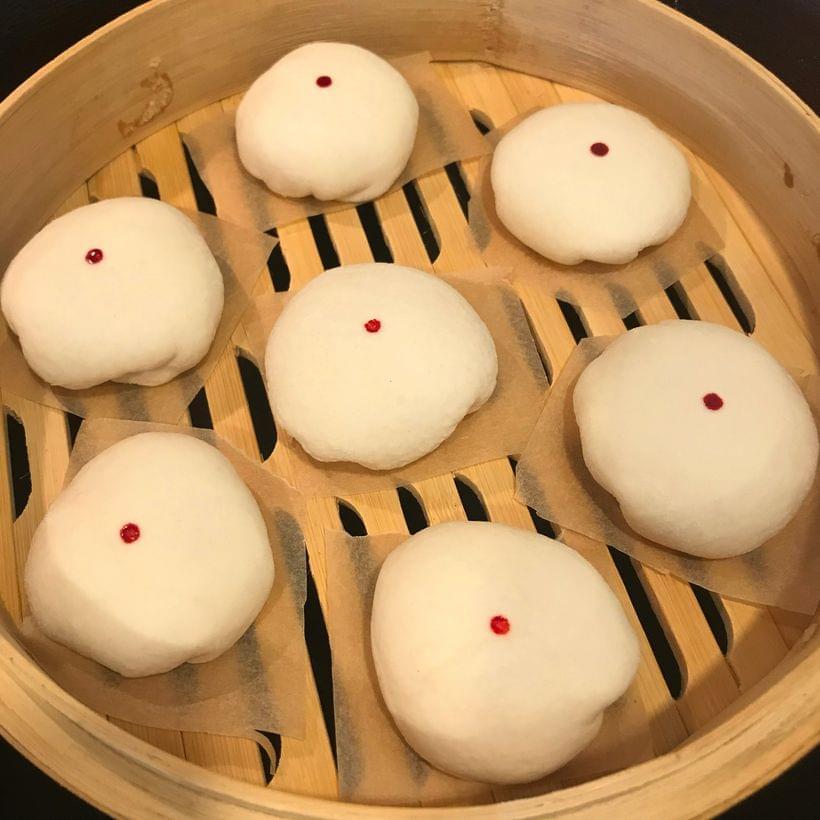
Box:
left=0, top=0, right=817, bottom=816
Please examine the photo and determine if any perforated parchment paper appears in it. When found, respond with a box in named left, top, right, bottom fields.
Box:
left=468, top=113, right=725, bottom=319
left=242, top=268, right=548, bottom=497
left=181, top=52, right=490, bottom=233
left=325, top=528, right=652, bottom=806
left=0, top=211, right=274, bottom=423
left=516, top=338, right=820, bottom=615
left=18, top=418, right=308, bottom=743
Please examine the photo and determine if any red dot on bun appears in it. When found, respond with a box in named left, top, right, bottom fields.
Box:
left=119, top=523, right=141, bottom=543
left=85, top=248, right=104, bottom=264
left=364, top=318, right=381, bottom=333
left=490, top=615, right=510, bottom=635
left=316, top=75, right=332, bottom=88
left=590, top=142, right=609, bottom=156
left=703, top=392, right=724, bottom=411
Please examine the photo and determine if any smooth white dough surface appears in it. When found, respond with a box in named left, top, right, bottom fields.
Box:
left=265, top=263, right=498, bottom=470
left=574, top=321, right=819, bottom=558
left=1, top=197, right=224, bottom=390
left=236, top=42, right=419, bottom=202
left=25, top=432, right=274, bottom=677
left=371, top=522, right=640, bottom=784
left=491, top=102, right=692, bottom=265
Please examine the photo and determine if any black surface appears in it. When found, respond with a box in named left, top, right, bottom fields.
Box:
left=663, top=0, right=819, bottom=110
left=0, top=1, right=817, bottom=817
left=0, top=740, right=103, bottom=817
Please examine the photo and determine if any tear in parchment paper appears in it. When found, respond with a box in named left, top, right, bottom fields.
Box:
left=325, top=528, right=653, bottom=807
left=242, top=268, right=548, bottom=497
left=516, top=338, right=820, bottom=615
left=468, top=114, right=724, bottom=319
left=17, top=418, right=308, bottom=741
left=0, top=211, right=274, bottom=423
left=181, top=53, right=490, bottom=233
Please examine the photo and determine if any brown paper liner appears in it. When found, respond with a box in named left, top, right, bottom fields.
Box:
left=0, top=211, right=274, bottom=423
left=326, top=528, right=653, bottom=806
left=181, top=52, right=490, bottom=232
left=17, top=418, right=308, bottom=740
left=468, top=111, right=725, bottom=319
left=242, top=268, right=548, bottom=497
left=516, top=337, right=820, bottom=615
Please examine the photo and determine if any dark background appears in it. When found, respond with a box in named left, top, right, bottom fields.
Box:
left=0, top=1, right=817, bottom=816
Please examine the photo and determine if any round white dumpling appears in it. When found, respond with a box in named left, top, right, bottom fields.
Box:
left=1, top=197, right=224, bottom=390
left=491, top=102, right=691, bottom=265
left=371, top=521, right=639, bottom=784
left=574, top=321, right=818, bottom=558
left=264, top=263, right=498, bottom=470
left=236, top=42, right=419, bottom=202
left=25, top=432, right=274, bottom=677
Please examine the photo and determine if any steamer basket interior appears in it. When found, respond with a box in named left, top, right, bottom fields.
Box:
left=0, top=1, right=817, bottom=817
